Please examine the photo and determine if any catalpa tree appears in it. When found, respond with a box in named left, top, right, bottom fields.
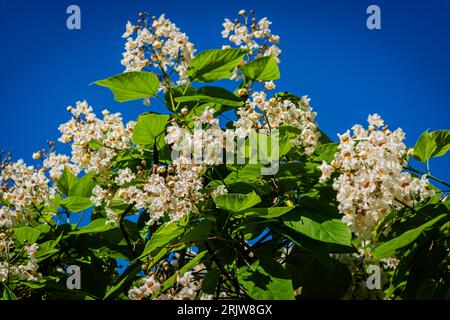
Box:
left=1, top=10, right=449, bottom=300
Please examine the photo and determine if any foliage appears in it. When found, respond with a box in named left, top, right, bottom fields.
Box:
left=0, top=10, right=448, bottom=301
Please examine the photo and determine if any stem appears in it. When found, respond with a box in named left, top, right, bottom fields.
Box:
left=204, top=241, right=243, bottom=298
left=394, top=198, right=431, bottom=219
left=405, top=166, right=450, bottom=189
left=119, top=204, right=137, bottom=258
left=75, top=210, right=86, bottom=229
left=153, top=143, right=159, bottom=166
left=31, top=202, right=57, bottom=233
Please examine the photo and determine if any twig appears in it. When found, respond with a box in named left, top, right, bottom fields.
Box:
left=119, top=203, right=137, bottom=258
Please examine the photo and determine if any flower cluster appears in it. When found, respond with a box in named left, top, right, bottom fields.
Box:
left=43, top=153, right=79, bottom=181
left=222, top=9, right=281, bottom=63
left=0, top=205, right=41, bottom=283
left=234, top=92, right=321, bottom=155
left=0, top=159, right=56, bottom=210
left=88, top=105, right=228, bottom=226
left=166, top=107, right=227, bottom=166
left=91, top=163, right=205, bottom=226
left=319, top=114, right=435, bottom=239
left=121, top=13, right=195, bottom=88
left=58, top=100, right=135, bottom=174
left=128, top=273, right=161, bottom=300
left=0, top=240, right=40, bottom=283
left=128, top=261, right=212, bottom=300
left=0, top=153, right=52, bottom=284
left=333, top=249, right=399, bottom=299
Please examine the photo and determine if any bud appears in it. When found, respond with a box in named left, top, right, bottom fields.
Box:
left=264, top=81, right=276, bottom=90
left=300, top=96, right=310, bottom=107
left=157, top=166, right=166, bottom=174
left=237, top=88, right=248, bottom=96
left=238, top=9, right=246, bottom=16
left=285, top=199, right=295, bottom=207
left=32, top=152, right=41, bottom=160
left=181, top=107, right=189, bottom=116
left=268, top=97, right=278, bottom=106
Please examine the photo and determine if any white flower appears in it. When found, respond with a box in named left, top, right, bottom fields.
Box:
left=319, top=161, right=333, bottom=182
left=264, top=81, right=276, bottom=90
left=221, top=12, right=281, bottom=69
left=115, top=168, right=136, bottom=186
left=90, top=185, right=109, bottom=207
left=121, top=14, right=195, bottom=87
left=128, top=274, right=161, bottom=300
left=234, top=92, right=321, bottom=155
left=32, top=152, right=41, bottom=160
left=211, top=185, right=228, bottom=199
left=367, top=113, right=384, bottom=129
left=122, top=21, right=135, bottom=38
left=58, top=100, right=134, bottom=174
left=320, top=114, right=435, bottom=239
left=43, top=153, right=78, bottom=180
left=1, top=160, right=56, bottom=210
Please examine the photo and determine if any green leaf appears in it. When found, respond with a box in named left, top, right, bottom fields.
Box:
left=88, top=139, right=104, bottom=150
left=240, top=55, right=280, bottom=81
left=13, top=227, right=41, bottom=245
left=312, top=143, right=339, bottom=163
left=1, top=283, right=17, bottom=300
left=269, top=222, right=336, bottom=269
left=234, top=206, right=294, bottom=219
left=373, top=214, right=446, bottom=259
left=430, top=130, right=450, bottom=157
left=165, top=85, right=197, bottom=111
left=175, top=95, right=243, bottom=107
left=138, top=220, right=186, bottom=260
left=43, top=283, right=97, bottom=300
left=36, top=233, right=63, bottom=262
left=284, top=209, right=352, bottom=246
left=132, top=113, right=170, bottom=149
left=94, top=71, right=159, bottom=102
left=104, top=263, right=141, bottom=299
left=237, top=260, right=295, bottom=300
left=57, top=167, right=77, bottom=195
left=36, top=241, right=60, bottom=262
left=70, top=218, right=115, bottom=235
left=60, top=196, right=92, bottom=212
left=175, top=86, right=244, bottom=108
left=214, top=191, right=261, bottom=213
left=413, top=131, right=437, bottom=162
left=69, top=173, right=96, bottom=198
left=201, top=269, right=220, bottom=295
left=286, top=251, right=351, bottom=299
left=187, top=48, right=247, bottom=82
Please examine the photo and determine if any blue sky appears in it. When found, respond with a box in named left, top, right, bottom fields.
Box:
left=0, top=0, right=449, bottom=184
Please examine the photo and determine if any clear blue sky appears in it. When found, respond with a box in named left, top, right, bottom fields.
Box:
left=0, top=0, right=449, bottom=183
